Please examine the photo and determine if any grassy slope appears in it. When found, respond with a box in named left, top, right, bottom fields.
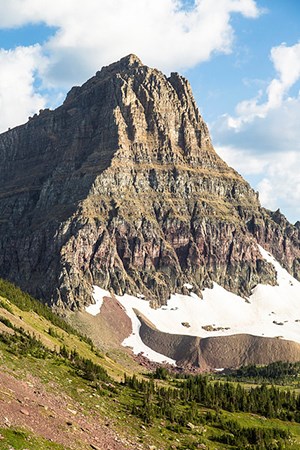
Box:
left=0, top=281, right=300, bottom=450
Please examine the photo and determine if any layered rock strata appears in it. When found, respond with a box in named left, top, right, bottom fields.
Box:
left=0, top=54, right=299, bottom=309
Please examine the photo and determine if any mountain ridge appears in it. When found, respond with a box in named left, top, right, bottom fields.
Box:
left=0, top=54, right=299, bottom=312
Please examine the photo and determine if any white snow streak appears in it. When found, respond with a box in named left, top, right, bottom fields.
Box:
left=85, top=286, right=107, bottom=316
left=117, top=296, right=176, bottom=365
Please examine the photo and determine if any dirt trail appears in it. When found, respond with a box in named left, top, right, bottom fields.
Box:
left=0, top=369, right=138, bottom=450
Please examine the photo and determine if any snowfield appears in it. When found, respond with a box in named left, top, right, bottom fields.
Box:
left=86, top=246, right=300, bottom=363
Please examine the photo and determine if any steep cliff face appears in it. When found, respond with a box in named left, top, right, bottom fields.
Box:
left=0, top=54, right=299, bottom=309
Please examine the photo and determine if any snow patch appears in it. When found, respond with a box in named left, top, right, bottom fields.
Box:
left=115, top=246, right=300, bottom=345
left=85, top=286, right=110, bottom=316
left=90, top=246, right=300, bottom=364
left=117, top=294, right=176, bottom=365
left=85, top=287, right=175, bottom=365
left=183, top=283, right=193, bottom=290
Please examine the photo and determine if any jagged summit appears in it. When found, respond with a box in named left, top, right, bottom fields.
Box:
left=0, top=55, right=299, bottom=310
left=64, top=54, right=145, bottom=103
left=63, top=54, right=142, bottom=105
left=100, top=53, right=143, bottom=71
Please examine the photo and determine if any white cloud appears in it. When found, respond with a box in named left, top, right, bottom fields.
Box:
left=211, top=41, right=300, bottom=223
left=0, top=0, right=260, bottom=87
left=0, top=0, right=261, bottom=131
left=216, top=145, right=268, bottom=175
left=225, top=42, right=300, bottom=129
left=256, top=151, right=300, bottom=220
left=214, top=93, right=300, bottom=155
left=216, top=144, right=300, bottom=223
left=0, top=45, right=46, bottom=132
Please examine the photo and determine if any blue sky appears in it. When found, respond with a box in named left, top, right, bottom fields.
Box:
left=188, top=0, right=300, bottom=118
left=0, top=0, right=300, bottom=222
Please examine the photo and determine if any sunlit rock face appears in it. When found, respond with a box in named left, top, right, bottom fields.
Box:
left=0, top=54, right=299, bottom=310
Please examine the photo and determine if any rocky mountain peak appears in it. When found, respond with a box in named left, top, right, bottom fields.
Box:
left=100, top=53, right=143, bottom=72
left=0, top=56, right=299, bottom=310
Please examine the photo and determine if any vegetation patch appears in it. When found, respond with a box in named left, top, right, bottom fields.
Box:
left=0, top=278, right=300, bottom=450
left=224, top=361, right=300, bottom=386
left=0, top=279, right=92, bottom=345
left=0, top=428, right=66, bottom=449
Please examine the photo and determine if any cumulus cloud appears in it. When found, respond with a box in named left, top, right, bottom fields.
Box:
left=0, top=45, right=46, bottom=133
left=215, top=118, right=300, bottom=222
left=0, top=0, right=260, bottom=87
left=224, top=42, right=300, bottom=129
left=217, top=144, right=300, bottom=223
left=0, top=0, right=261, bottom=130
left=214, top=94, right=300, bottom=154
left=211, top=41, right=300, bottom=223
left=256, top=150, right=300, bottom=220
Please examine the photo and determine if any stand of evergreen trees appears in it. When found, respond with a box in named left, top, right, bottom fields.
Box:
left=123, top=372, right=298, bottom=449
left=208, top=413, right=290, bottom=450
left=225, top=361, right=300, bottom=385
left=125, top=373, right=300, bottom=423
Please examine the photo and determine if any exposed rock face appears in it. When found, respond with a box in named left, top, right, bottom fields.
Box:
left=0, top=54, right=299, bottom=309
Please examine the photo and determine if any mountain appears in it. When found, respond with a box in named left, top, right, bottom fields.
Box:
left=0, top=54, right=299, bottom=368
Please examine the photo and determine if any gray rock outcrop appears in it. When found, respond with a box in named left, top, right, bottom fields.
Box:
left=0, top=54, right=299, bottom=310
